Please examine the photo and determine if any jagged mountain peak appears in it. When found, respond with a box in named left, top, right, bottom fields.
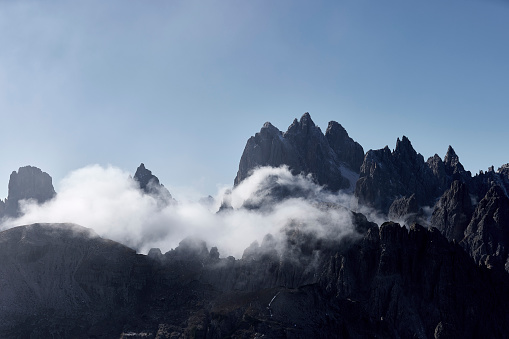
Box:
left=444, top=145, right=459, bottom=166
left=394, top=135, right=416, bottom=155
left=262, top=121, right=278, bottom=130
left=134, top=163, right=160, bottom=192
left=498, top=163, right=509, bottom=174
left=284, top=112, right=319, bottom=137
left=133, top=163, right=175, bottom=205
left=235, top=113, right=364, bottom=190
left=326, top=120, right=347, bottom=137
left=325, top=120, right=364, bottom=171
left=443, top=145, right=468, bottom=178
left=1, top=165, right=56, bottom=218
left=299, top=112, right=314, bottom=125
left=356, top=137, right=440, bottom=213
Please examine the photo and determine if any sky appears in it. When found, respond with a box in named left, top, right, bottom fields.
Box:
left=0, top=0, right=508, bottom=200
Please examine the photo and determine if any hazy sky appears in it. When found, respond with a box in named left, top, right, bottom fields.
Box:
left=1, top=0, right=508, bottom=200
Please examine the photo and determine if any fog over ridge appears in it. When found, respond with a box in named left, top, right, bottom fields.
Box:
left=0, top=165, right=368, bottom=258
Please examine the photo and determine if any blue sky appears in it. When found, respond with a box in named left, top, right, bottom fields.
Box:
left=0, top=0, right=508, bottom=199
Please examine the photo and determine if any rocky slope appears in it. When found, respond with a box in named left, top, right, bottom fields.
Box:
left=1, top=220, right=508, bottom=338
left=235, top=113, right=509, bottom=273
left=234, top=113, right=364, bottom=191
left=0, top=114, right=508, bottom=337
left=0, top=223, right=149, bottom=338
left=355, top=137, right=455, bottom=214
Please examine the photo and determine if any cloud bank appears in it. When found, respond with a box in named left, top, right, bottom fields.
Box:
left=0, top=165, right=373, bottom=258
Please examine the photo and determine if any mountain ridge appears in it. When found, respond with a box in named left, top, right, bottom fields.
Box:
left=0, top=112, right=508, bottom=338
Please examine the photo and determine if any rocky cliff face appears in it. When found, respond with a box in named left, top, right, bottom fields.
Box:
left=1, top=166, right=56, bottom=218
left=325, top=121, right=365, bottom=171
left=1, top=116, right=508, bottom=338
left=0, top=223, right=149, bottom=338
left=355, top=136, right=441, bottom=214
left=461, top=185, right=509, bottom=272
left=2, top=220, right=508, bottom=339
left=133, top=163, right=175, bottom=205
left=431, top=180, right=474, bottom=242
left=234, top=113, right=364, bottom=191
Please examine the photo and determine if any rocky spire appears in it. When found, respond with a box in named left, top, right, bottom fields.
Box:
left=234, top=113, right=363, bottom=191
left=444, top=146, right=466, bottom=176
left=133, top=163, right=175, bottom=205
left=431, top=180, right=474, bottom=242
left=325, top=121, right=364, bottom=171
left=3, top=166, right=56, bottom=217
left=355, top=136, right=439, bottom=213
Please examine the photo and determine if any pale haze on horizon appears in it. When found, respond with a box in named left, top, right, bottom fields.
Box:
left=0, top=0, right=508, bottom=200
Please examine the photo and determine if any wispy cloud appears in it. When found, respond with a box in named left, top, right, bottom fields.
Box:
left=0, top=165, right=372, bottom=258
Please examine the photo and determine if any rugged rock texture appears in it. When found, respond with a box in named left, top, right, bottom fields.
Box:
left=388, top=194, right=425, bottom=225
left=1, top=166, right=56, bottom=218
left=234, top=113, right=364, bottom=191
left=2, top=220, right=508, bottom=338
left=133, top=163, right=175, bottom=205
left=325, top=121, right=365, bottom=171
left=469, top=165, right=509, bottom=202
left=444, top=146, right=470, bottom=181
left=461, top=185, right=509, bottom=272
left=0, top=223, right=149, bottom=338
left=355, top=137, right=440, bottom=214
left=431, top=180, right=474, bottom=242
left=426, top=154, right=449, bottom=194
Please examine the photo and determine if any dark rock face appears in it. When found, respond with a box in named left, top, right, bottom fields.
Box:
left=461, top=185, right=509, bottom=271
left=325, top=121, right=365, bottom=171
left=0, top=223, right=149, bottom=338
left=1, top=166, right=56, bottom=218
left=355, top=137, right=440, bottom=214
left=133, top=163, right=175, bottom=205
left=444, top=146, right=470, bottom=181
left=388, top=194, right=425, bottom=225
left=431, top=180, right=474, bottom=242
left=469, top=165, right=509, bottom=202
left=426, top=153, right=449, bottom=193
left=3, top=220, right=509, bottom=338
left=234, top=113, right=364, bottom=191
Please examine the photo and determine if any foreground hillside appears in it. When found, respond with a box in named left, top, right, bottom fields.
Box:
left=0, top=221, right=508, bottom=338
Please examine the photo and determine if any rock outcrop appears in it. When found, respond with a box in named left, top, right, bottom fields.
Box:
left=431, top=180, right=474, bottom=242
left=388, top=193, right=425, bottom=225
left=355, top=136, right=441, bottom=214
left=461, top=185, right=509, bottom=272
left=325, top=121, right=364, bottom=171
left=0, top=223, right=149, bottom=338
left=234, top=113, right=364, bottom=191
left=1, top=166, right=56, bottom=218
left=2, top=219, right=509, bottom=338
left=443, top=146, right=472, bottom=184
left=133, top=163, right=175, bottom=205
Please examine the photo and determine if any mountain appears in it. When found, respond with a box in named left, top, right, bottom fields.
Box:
left=235, top=113, right=364, bottom=191
left=355, top=137, right=446, bottom=214
left=235, top=114, right=509, bottom=274
left=0, top=166, right=55, bottom=218
left=0, top=223, right=148, bottom=338
left=0, top=114, right=508, bottom=337
left=1, top=221, right=508, bottom=338
left=133, top=163, right=175, bottom=205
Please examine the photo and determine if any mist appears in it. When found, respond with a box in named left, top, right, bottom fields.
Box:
left=0, top=165, right=377, bottom=258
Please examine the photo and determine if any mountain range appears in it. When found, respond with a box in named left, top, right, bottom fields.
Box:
left=0, top=113, right=508, bottom=338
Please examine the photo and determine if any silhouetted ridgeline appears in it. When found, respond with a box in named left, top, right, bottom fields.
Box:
left=0, top=113, right=508, bottom=338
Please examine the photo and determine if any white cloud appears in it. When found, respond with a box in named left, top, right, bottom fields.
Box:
left=1, top=165, right=369, bottom=258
